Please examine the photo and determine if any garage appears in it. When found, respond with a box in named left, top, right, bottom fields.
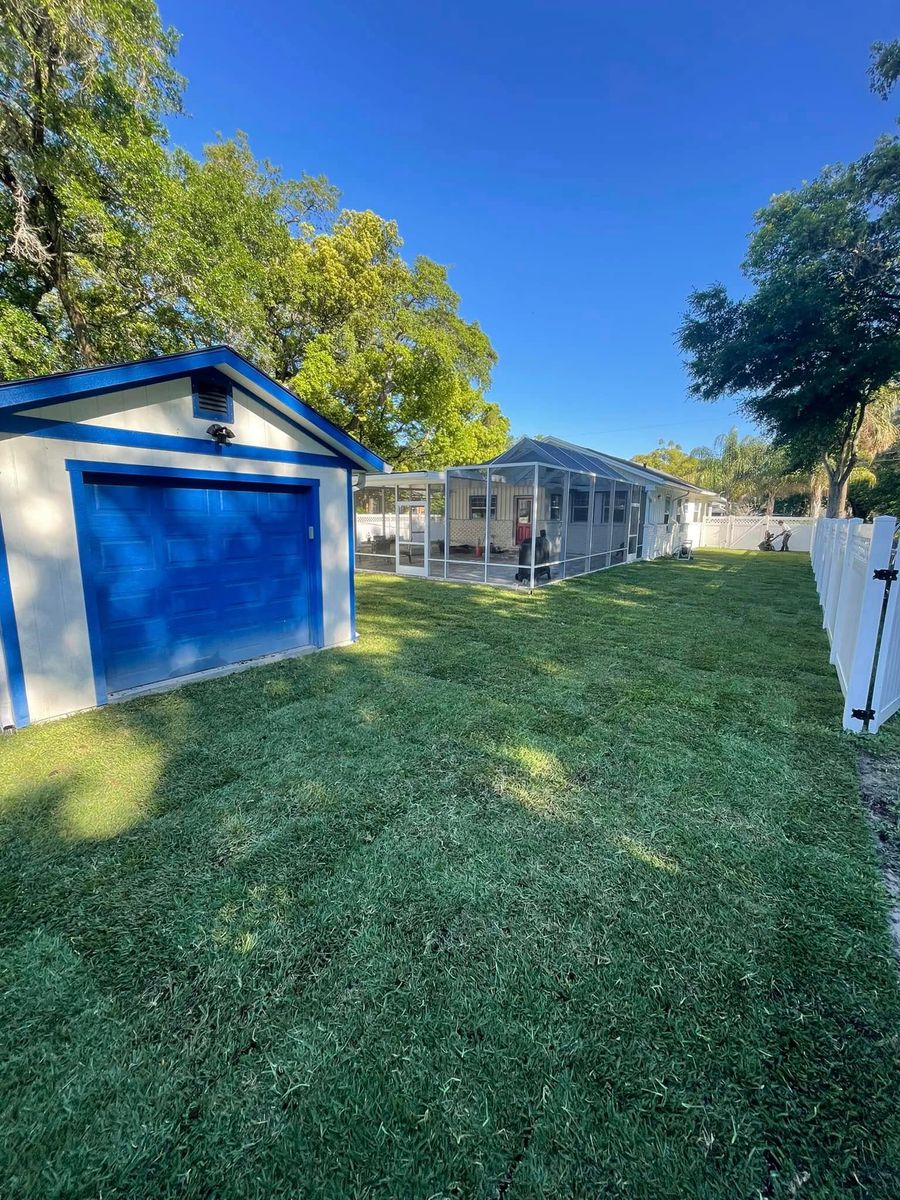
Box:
left=74, top=470, right=322, bottom=695
left=0, top=347, right=385, bottom=727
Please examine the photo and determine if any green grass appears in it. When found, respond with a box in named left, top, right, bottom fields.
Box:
left=1, top=550, right=899, bottom=1199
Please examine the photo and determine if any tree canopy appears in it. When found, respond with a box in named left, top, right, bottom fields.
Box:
left=633, top=430, right=799, bottom=513
left=679, top=41, right=900, bottom=517
left=631, top=441, right=702, bottom=482
left=0, top=0, right=508, bottom=468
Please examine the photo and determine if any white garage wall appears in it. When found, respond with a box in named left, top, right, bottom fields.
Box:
left=0, top=377, right=354, bottom=724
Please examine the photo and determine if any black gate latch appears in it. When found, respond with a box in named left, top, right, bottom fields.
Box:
left=851, top=707, right=876, bottom=722
left=873, top=567, right=898, bottom=582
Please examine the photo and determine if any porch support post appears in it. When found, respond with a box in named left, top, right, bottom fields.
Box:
left=530, top=463, right=538, bottom=589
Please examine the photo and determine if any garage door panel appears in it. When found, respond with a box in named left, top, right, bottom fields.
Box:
left=162, top=487, right=210, bottom=513
left=165, top=536, right=214, bottom=565
left=221, top=579, right=263, bottom=607
left=103, top=589, right=157, bottom=623
left=169, top=584, right=218, bottom=616
left=168, top=638, right=225, bottom=675
left=103, top=614, right=168, bottom=653
left=268, top=572, right=308, bottom=599
left=99, top=538, right=156, bottom=571
left=219, top=489, right=263, bottom=514
left=222, top=533, right=266, bottom=560
left=92, top=484, right=154, bottom=513
left=268, top=534, right=306, bottom=557
left=265, top=490, right=300, bottom=513
left=79, top=474, right=318, bottom=694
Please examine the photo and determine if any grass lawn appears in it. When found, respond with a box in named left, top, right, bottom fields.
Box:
left=2, top=550, right=899, bottom=1198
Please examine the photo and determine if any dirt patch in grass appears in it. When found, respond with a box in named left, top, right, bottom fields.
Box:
left=858, top=750, right=900, bottom=963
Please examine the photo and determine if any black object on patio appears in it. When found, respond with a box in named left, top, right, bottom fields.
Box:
left=515, top=530, right=552, bottom=584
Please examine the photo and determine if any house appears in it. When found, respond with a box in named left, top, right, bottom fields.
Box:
left=354, top=435, right=718, bottom=585
left=0, top=348, right=384, bottom=729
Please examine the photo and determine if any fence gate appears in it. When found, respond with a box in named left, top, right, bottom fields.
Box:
left=810, top=515, right=900, bottom=732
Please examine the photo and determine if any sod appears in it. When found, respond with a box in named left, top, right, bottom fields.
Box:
left=1, top=550, right=898, bottom=1198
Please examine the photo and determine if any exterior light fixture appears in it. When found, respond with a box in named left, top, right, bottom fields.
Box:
left=206, top=423, right=235, bottom=446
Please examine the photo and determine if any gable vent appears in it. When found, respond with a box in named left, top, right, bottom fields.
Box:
left=195, top=382, right=230, bottom=416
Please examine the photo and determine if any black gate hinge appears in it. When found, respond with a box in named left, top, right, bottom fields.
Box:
left=851, top=707, right=876, bottom=722
left=873, top=567, right=898, bottom=582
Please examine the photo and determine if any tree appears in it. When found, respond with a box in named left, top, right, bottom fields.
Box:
left=146, top=134, right=338, bottom=365
left=0, top=3, right=508, bottom=466
left=680, top=44, right=900, bottom=517
left=632, top=440, right=702, bottom=481
left=849, top=456, right=900, bottom=517
left=680, top=163, right=900, bottom=516
left=870, top=39, right=900, bottom=98
left=0, top=0, right=183, bottom=365
left=287, top=212, right=502, bottom=467
left=160, top=153, right=505, bottom=467
left=689, top=428, right=797, bottom=514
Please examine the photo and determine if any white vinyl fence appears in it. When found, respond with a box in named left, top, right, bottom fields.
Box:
left=811, top=515, right=900, bottom=732
left=700, top=515, right=816, bottom=552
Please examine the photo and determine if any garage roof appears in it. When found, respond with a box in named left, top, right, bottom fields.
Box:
left=0, top=346, right=386, bottom=472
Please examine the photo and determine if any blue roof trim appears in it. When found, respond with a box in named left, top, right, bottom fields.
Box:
left=0, top=346, right=386, bottom=473
left=0, top=412, right=355, bottom=470
left=0, top=348, right=226, bottom=411
left=216, top=348, right=385, bottom=472
left=346, top=470, right=357, bottom=642
left=0, top=508, right=29, bottom=727
left=230, top=382, right=349, bottom=461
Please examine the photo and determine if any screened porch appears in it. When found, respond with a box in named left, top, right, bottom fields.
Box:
left=355, top=459, right=649, bottom=588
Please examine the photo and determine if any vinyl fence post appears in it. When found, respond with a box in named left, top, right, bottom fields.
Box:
left=829, top=519, right=862, bottom=663
left=841, top=516, right=897, bottom=732
left=865, top=517, right=900, bottom=731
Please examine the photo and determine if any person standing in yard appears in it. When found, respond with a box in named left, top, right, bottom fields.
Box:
left=776, top=519, right=792, bottom=551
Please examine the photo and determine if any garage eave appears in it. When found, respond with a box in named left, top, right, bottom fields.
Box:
left=0, top=346, right=387, bottom=474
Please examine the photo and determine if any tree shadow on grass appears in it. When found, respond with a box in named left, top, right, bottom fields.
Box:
left=1, top=552, right=899, bottom=1198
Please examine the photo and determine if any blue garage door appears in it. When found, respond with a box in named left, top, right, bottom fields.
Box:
left=79, top=473, right=319, bottom=694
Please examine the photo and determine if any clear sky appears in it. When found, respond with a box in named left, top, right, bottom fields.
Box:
left=161, top=0, right=898, bottom=459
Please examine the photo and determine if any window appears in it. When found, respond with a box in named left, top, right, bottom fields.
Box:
left=594, top=490, right=611, bottom=523
left=663, top=496, right=672, bottom=526
left=613, top=489, right=628, bottom=523
left=469, top=494, right=497, bottom=519
left=569, top=489, right=589, bottom=523
left=549, top=492, right=562, bottom=521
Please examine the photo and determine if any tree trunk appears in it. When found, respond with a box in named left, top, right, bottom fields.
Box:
left=19, top=33, right=97, bottom=365
left=41, top=181, right=96, bottom=365
left=765, top=492, right=775, bottom=516
left=824, top=481, right=842, bottom=517
left=833, top=475, right=851, bottom=518
left=823, top=403, right=866, bottom=517
left=808, top=477, right=824, bottom=518
left=824, top=464, right=854, bottom=517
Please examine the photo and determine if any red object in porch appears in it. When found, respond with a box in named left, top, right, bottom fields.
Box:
left=516, top=523, right=532, bottom=545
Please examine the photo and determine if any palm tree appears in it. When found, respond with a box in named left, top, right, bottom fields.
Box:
left=691, top=429, right=797, bottom=513
left=810, top=387, right=900, bottom=515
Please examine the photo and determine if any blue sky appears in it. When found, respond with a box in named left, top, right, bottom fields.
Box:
left=162, top=0, right=898, bottom=459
